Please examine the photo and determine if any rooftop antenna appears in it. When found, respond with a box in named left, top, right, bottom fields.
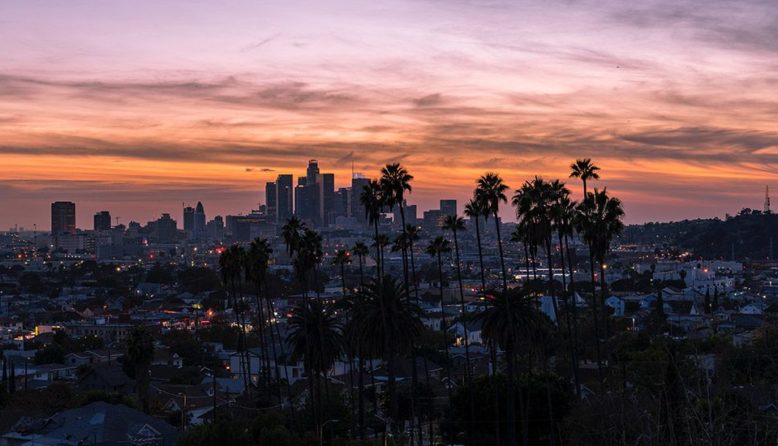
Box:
left=115, top=216, right=121, bottom=226
left=765, top=185, right=771, bottom=213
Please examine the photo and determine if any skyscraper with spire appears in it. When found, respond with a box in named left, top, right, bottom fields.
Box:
left=194, top=202, right=206, bottom=240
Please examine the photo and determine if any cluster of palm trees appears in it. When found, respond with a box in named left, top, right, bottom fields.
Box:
left=215, top=159, right=624, bottom=445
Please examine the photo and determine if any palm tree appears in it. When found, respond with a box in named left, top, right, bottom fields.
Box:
left=360, top=180, right=384, bottom=278
left=405, top=224, right=422, bottom=302
left=352, top=242, right=369, bottom=286
left=426, top=236, right=455, bottom=424
left=246, top=238, right=273, bottom=392
left=348, top=276, right=424, bottom=433
left=476, top=287, right=553, bottom=446
left=549, top=182, right=583, bottom=399
left=380, top=163, right=414, bottom=288
left=569, top=158, right=600, bottom=199
left=511, top=220, right=532, bottom=285
left=219, top=245, right=251, bottom=389
left=442, top=214, right=475, bottom=441
left=476, top=173, right=510, bottom=292
left=332, top=249, right=352, bottom=297
left=300, top=228, right=324, bottom=298
left=466, top=198, right=501, bottom=444
left=475, top=173, right=516, bottom=445
left=125, top=326, right=154, bottom=412
left=580, top=188, right=625, bottom=336
left=287, top=299, right=343, bottom=437
left=514, top=177, right=558, bottom=320
left=464, top=199, right=487, bottom=293
left=574, top=188, right=623, bottom=380
left=281, top=216, right=306, bottom=256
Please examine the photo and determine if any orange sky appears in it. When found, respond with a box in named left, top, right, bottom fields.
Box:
left=2, top=0, right=778, bottom=229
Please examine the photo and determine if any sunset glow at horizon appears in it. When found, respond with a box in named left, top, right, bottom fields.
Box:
left=2, top=0, right=778, bottom=229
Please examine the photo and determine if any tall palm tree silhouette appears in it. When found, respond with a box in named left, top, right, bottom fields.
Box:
left=442, top=214, right=476, bottom=441
left=476, top=172, right=517, bottom=445
left=287, top=299, right=342, bottom=438
left=476, top=173, right=510, bottom=293
left=569, top=158, right=600, bottom=198
left=360, top=180, right=384, bottom=277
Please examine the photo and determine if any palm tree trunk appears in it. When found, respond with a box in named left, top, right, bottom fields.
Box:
left=545, top=236, right=560, bottom=326
left=452, top=229, right=475, bottom=442
left=358, top=346, right=366, bottom=440
left=358, top=255, right=364, bottom=286
left=437, top=252, right=454, bottom=443
left=474, top=216, right=500, bottom=445
left=600, top=260, right=611, bottom=338
left=559, top=231, right=581, bottom=399
left=373, top=222, right=382, bottom=279
left=588, top=249, right=604, bottom=382
left=409, top=239, right=420, bottom=303
left=268, top=294, right=295, bottom=417
left=495, top=213, right=508, bottom=293
left=495, top=212, right=518, bottom=446
left=524, top=242, right=531, bottom=285
left=474, top=216, right=487, bottom=292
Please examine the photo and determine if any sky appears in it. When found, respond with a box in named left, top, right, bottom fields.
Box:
left=2, top=0, right=778, bottom=229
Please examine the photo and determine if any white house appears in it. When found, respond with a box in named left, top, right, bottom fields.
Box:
left=449, top=321, right=483, bottom=346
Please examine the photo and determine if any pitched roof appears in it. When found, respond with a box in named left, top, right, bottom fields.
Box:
left=6, top=401, right=178, bottom=445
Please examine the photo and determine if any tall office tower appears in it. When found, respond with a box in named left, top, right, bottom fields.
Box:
left=306, top=159, right=320, bottom=185
left=93, top=211, right=112, bottom=231
left=265, top=182, right=277, bottom=218
left=193, top=202, right=206, bottom=240
left=334, top=187, right=349, bottom=221
left=206, top=215, right=225, bottom=241
left=275, top=174, right=294, bottom=223
left=155, top=213, right=178, bottom=244
left=393, top=203, right=418, bottom=226
left=294, top=176, right=308, bottom=219
left=350, top=174, right=370, bottom=224
left=440, top=199, right=457, bottom=217
left=317, top=172, right=335, bottom=225
left=183, top=206, right=195, bottom=234
left=51, top=202, right=76, bottom=235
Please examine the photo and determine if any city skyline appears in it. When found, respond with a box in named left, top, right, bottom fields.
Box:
left=3, top=0, right=778, bottom=228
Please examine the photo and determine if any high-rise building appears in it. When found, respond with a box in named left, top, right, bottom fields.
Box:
left=206, top=215, right=224, bottom=241
left=440, top=199, right=457, bottom=217
left=51, top=202, right=76, bottom=235
left=265, top=182, right=277, bottom=218
left=275, top=174, right=294, bottom=223
left=93, top=211, right=111, bottom=231
left=306, top=159, right=320, bottom=185
left=351, top=174, right=370, bottom=225
left=335, top=187, right=349, bottom=221
left=193, top=202, right=206, bottom=240
left=318, top=172, right=335, bottom=225
left=423, top=209, right=445, bottom=230
left=393, top=204, right=418, bottom=226
left=154, top=213, right=178, bottom=244
left=183, top=206, right=195, bottom=234
left=294, top=176, right=311, bottom=220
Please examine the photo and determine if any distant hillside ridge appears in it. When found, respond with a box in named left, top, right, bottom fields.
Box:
left=622, top=209, right=778, bottom=260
